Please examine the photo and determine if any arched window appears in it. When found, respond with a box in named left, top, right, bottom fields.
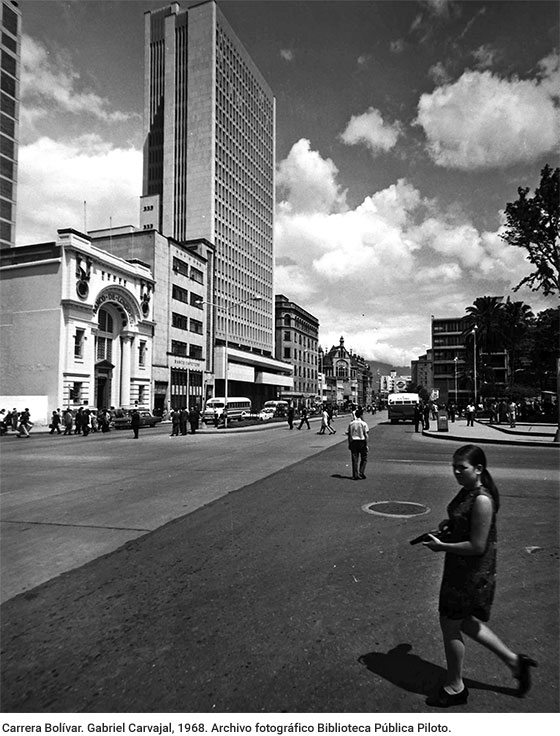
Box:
left=336, top=360, right=348, bottom=379
left=96, top=308, right=114, bottom=362
left=283, top=314, right=291, bottom=326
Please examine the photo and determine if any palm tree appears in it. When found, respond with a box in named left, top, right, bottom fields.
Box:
left=501, top=298, right=535, bottom=389
left=463, top=296, right=506, bottom=353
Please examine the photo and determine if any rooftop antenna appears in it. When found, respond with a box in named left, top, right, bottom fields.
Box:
left=109, top=216, right=113, bottom=249
left=84, top=201, right=87, bottom=233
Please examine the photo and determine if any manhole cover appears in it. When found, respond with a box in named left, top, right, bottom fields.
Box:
left=362, top=501, right=430, bottom=518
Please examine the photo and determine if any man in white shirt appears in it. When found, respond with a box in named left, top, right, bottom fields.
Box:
left=347, top=407, right=369, bottom=480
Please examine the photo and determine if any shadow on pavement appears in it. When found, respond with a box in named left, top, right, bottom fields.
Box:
left=358, top=643, right=519, bottom=699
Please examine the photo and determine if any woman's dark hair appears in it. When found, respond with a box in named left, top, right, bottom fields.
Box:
left=453, top=444, right=500, bottom=512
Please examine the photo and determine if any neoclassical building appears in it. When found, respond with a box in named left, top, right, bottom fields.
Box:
left=320, top=337, right=373, bottom=408
left=0, top=229, right=154, bottom=423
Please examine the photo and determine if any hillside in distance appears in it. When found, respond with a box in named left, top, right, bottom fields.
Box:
left=367, top=361, right=410, bottom=376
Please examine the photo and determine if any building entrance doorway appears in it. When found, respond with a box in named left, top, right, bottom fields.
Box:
left=95, top=360, right=114, bottom=409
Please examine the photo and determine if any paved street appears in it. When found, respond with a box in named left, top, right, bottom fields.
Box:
left=0, top=416, right=558, bottom=713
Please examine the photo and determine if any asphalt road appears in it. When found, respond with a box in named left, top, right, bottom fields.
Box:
left=1, top=418, right=558, bottom=713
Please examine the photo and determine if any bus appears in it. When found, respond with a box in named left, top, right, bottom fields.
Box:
left=261, top=400, right=290, bottom=416
left=387, top=392, right=420, bottom=424
left=202, top=397, right=252, bottom=423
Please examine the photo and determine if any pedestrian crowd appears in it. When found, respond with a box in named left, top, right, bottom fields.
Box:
left=169, top=407, right=201, bottom=436
left=0, top=407, right=34, bottom=438
left=1, top=406, right=124, bottom=438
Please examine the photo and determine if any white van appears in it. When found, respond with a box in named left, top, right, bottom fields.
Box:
left=202, top=397, right=252, bottom=423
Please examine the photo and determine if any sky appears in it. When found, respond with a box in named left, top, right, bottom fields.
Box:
left=14, top=0, right=560, bottom=366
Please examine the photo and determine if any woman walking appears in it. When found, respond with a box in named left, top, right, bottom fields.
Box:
left=422, top=444, right=537, bottom=707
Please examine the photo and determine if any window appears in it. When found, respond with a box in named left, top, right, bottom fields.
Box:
left=190, top=267, right=204, bottom=284
left=283, top=314, right=291, bottom=326
left=97, top=337, right=112, bottom=362
left=189, top=344, right=203, bottom=360
left=172, top=284, right=189, bottom=303
left=74, top=329, right=85, bottom=359
left=283, top=347, right=291, bottom=359
left=172, top=257, right=189, bottom=277
left=190, top=318, right=203, bottom=335
left=336, top=361, right=348, bottom=379
left=138, top=385, right=145, bottom=404
left=172, top=313, right=189, bottom=331
left=98, top=309, right=113, bottom=333
left=171, top=340, right=188, bottom=356
left=96, top=309, right=113, bottom=362
left=139, top=341, right=147, bottom=366
left=70, top=382, right=82, bottom=401
left=190, top=292, right=203, bottom=308
left=284, top=330, right=290, bottom=341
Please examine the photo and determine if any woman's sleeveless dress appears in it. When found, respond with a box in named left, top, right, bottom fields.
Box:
left=439, top=486, right=497, bottom=621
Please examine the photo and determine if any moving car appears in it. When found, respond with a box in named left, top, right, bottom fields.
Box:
left=258, top=407, right=276, bottom=421
left=112, top=409, right=162, bottom=429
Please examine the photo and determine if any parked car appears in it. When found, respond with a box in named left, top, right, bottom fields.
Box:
left=113, top=409, right=162, bottom=429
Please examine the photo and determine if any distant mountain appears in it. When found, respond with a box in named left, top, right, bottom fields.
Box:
left=366, top=360, right=410, bottom=376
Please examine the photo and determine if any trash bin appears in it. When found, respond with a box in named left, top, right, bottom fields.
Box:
left=437, top=409, right=449, bottom=432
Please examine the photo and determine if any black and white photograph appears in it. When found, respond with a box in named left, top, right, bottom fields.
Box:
left=0, top=0, right=558, bottom=727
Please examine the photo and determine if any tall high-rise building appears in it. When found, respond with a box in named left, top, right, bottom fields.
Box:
left=1, top=0, right=21, bottom=250
left=143, top=1, right=290, bottom=406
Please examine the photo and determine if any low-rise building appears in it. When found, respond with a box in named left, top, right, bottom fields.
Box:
left=0, top=229, right=154, bottom=423
left=274, top=294, right=318, bottom=405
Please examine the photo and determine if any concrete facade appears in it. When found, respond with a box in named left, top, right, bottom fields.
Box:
left=274, top=294, right=318, bottom=403
left=142, top=1, right=287, bottom=407
left=89, top=227, right=215, bottom=412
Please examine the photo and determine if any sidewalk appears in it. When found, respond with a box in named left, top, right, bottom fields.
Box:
left=422, top=417, right=559, bottom=447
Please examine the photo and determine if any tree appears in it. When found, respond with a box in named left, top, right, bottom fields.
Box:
left=463, top=296, right=505, bottom=354
left=523, top=307, right=559, bottom=391
left=501, top=298, right=534, bottom=389
left=501, top=164, right=560, bottom=296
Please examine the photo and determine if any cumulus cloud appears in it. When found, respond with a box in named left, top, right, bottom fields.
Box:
left=16, top=136, right=142, bottom=244
left=340, top=107, right=402, bottom=156
left=275, top=139, right=534, bottom=362
left=276, top=138, right=347, bottom=214
left=21, top=34, right=136, bottom=126
left=415, top=54, right=560, bottom=169
left=280, top=49, right=294, bottom=62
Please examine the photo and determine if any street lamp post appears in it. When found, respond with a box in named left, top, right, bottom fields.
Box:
left=454, top=355, right=458, bottom=404
left=472, top=325, right=478, bottom=406
left=197, top=295, right=263, bottom=429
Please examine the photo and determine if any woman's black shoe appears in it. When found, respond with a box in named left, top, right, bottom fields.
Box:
left=515, top=654, right=538, bottom=697
left=426, top=685, right=469, bottom=708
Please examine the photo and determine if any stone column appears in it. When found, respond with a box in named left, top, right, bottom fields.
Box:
left=120, top=334, right=133, bottom=407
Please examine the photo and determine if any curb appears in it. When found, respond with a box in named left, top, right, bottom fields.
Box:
left=421, top=428, right=559, bottom=448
